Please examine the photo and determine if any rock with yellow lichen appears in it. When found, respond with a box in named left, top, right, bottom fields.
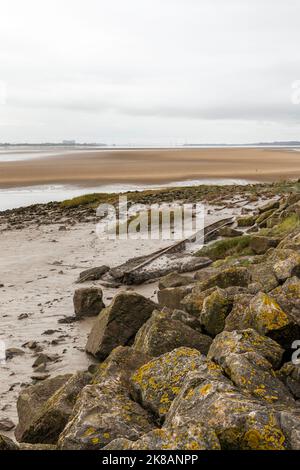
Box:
left=276, top=362, right=300, bottom=399
left=270, top=276, right=300, bottom=320
left=93, top=345, right=151, bottom=385
left=224, top=294, right=254, bottom=332
left=165, top=374, right=290, bottom=450
left=221, top=352, right=295, bottom=406
left=133, top=310, right=212, bottom=357
left=181, top=287, right=216, bottom=316
left=200, top=288, right=234, bottom=336
left=131, top=347, right=224, bottom=420
left=208, top=329, right=284, bottom=370
left=195, top=266, right=252, bottom=292
left=270, top=249, right=300, bottom=282
left=248, top=292, right=300, bottom=348
left=18, top=371, right=92, bottom=445
left=249, top=261, right=279, bottom=292
left=85, top=292, right=157, bottom=360
left=57, top=376, right=154, bottom=450
left=103, top=423, right=221, bottom=450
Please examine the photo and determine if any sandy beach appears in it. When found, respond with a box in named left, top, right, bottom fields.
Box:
left=0, top=198, right=243, bottom=432
left=0, top=148, right=299, bottom=189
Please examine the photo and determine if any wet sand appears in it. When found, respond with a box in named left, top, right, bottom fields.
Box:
left=0, top=148, right=299, bottom=188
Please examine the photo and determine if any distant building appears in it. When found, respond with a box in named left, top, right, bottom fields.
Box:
left=62, top=140, right=76, bottom=145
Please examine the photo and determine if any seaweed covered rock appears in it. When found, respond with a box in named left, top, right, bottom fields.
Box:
left=57, top=377, right=154, bottom=450
left=133, top=310, right=212, bottom=357
left=19, top=371, right=91, bottom=444
left=208, top=329, right=283, bottom=370
left=131, top=347, right=224, bottom=420
left=218, top=227, right=243, bottom=238
left=73, top=287, right=105, bottom=318
left=15, top=374, right=72, bottom=442
left=104, top=423, right=221, bottom=450
left=86, top=292, right=157, bottom=360
left=237, top=215, right=257, bottom=227
left=165, top=375, right=289, bottom=450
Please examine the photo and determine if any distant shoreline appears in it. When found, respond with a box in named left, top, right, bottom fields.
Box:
left=0, top=147, right=299, bottom=190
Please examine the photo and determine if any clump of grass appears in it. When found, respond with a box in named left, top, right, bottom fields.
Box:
left=60, top=193, right=118, bottom=208
left=196, top=235, right=254, bottom=261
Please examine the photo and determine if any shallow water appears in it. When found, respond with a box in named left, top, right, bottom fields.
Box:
left=0, top=179, right=254, bottom=211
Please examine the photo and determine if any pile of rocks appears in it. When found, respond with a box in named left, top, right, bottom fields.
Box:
left=1, top=192, right=300, bottom=451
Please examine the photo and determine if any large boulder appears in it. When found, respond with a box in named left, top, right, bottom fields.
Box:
left=196, top=267, right=252, bottom=292
left=208, top=329, right=283, bottom=370
left=73, top=287, right=105, bottom=318
left=57, top=377, right=154, bottom=450
left=19, top=371, right=91, bottom=444
left=220, top=351, right=295, bottom=406
left=270, top=277, right=300, bottom=320
left=250, top=262, right=279, bottom=292
left=93, top=345, right=151, bottom=385
left=249, top=236, right=280, bottom=255
left=158, top=272, right=191, bottom=290
left=248, top=292, right=300, bottom=349
left=131, top=347, right=224, bottom=419
left=133, top=310, right=212, bottom=357
left=86, top=292, right=156, bottom=360
left=224, top=294, right=254, bottom=332
left=200, top=288, right=234, bottom=336
left=58, top=346, right=155, bottom=450
left=104, top=423, right=221, bottom=450
left=165, top=374, right=289, bottom=450
left=258, top=200, right=280, bottom=214
left=157, top=285, right=193, bottom=309
left=181, top=287, right=216, bottom=316
left=15, top=374, right=72, bottom=442
left=270, top=249, right=300, bottom=282
left=237, top=215, right=257, bottom=227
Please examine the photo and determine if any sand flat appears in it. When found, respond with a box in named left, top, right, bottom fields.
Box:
left=0, top=148, right=299, bottom=188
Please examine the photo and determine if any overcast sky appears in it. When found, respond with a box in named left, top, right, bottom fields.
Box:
left=0, top=0, right=300, bottom=144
